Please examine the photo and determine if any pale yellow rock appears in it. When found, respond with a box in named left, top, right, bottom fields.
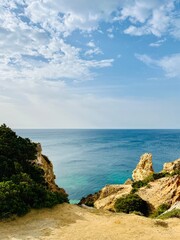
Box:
left=33, top=143, right=67, bottom=195
left=138, top=175, right=180, bottom=208
left=163, top=158, right=180, bottom=173
left=124, top=178, right=133, bottom=185
left=132, top=153, right=154, bottom=181
left=94, top=184, right=132, bottom=211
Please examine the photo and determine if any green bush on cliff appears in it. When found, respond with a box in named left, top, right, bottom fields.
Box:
left=158, top=209, right=180, bottom=219
left=114, top=194, right=150, bottom=216
left=0, top=124, right=68, bottom=219
left=131, top=172, right=171, bottom=193
left=151, top=203, right=170, bottom=218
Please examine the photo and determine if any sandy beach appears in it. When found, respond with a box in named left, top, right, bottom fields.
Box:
left=0, top=203, right=179, bottom=240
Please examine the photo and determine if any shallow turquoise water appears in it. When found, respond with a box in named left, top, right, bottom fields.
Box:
left=15, top=129, right=180, bottom=202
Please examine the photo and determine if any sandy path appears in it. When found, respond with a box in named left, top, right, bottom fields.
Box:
left=0, top=203, right=179, bottom=240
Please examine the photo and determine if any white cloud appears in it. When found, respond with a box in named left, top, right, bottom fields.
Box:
left=0, top=1, right=114, bottom=87
left=122, top=0, right=177, bottom=38
left=87, top=41, right=96, bottom=48
left=136, top=53, right=180, bottom=78
left=149, top=39, right=166, bottom=47
left=135, top=54, right=156, bottom=66
left=159, top=54, right=180, bottom=78
left=85, top=41, right=102, bottom=56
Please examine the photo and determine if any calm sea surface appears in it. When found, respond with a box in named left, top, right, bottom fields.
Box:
left=15, top=129, right=180, bottom=203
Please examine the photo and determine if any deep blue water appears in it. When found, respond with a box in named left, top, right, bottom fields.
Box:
left=15, top=129, right=180, bottom=202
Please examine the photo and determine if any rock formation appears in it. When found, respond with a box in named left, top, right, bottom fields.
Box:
left=94, top=184, right=132, bottom=211
left=80, top=153, right=180, bottom=213
left=132, top=153, right=154, bottom=181
left=34, top=143, right=67, bottom=196
left=163, top=158, right=180, bottom=174
left=138, top=175, right=180, bottom=208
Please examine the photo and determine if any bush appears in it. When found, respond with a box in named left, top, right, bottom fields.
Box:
left=0, top=124, right=68, bottom=219
left=114, top=194, right=150, bottom=216
left=131, top=172, right=171, bottom=193
left=151, top=203, right=170, bottom=218
left=0, top=181, right=30, bottom=218
left=159, top=209, right=180, bottom=219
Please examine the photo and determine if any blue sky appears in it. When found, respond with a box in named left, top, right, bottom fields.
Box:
left=0, top=0, right=180, bottom=128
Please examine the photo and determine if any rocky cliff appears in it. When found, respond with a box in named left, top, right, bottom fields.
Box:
left=132, top=153, right=154, bottom=181
left=79, top=153, right=180, bottom=213
left=34, top=143, right=67, bottom=196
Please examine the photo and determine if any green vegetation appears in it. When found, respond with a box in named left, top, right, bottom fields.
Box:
left=114, top=193, right=150, bottom=216
left=151, top=203, right=170, bottom=218
left=158, top=209, right=180, bottom=219
left=0, top=124, right=68, bottom=219
left=131, top=172, right=177, bottom=194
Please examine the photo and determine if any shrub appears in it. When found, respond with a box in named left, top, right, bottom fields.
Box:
left=114, top=194, right=150, bottom=216
left=158, top=209, right=180, bottom=219
left=131, top=172, right=171, bottom=193
left=151, top=203, right=170, bottom=218
left=0, top=124, right=68, bottom=219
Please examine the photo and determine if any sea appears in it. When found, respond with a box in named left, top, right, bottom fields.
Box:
left=15, top=129, right=180, bottom=203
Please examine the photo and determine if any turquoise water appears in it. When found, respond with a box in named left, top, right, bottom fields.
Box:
left=15, top=129, right=180, bottom=202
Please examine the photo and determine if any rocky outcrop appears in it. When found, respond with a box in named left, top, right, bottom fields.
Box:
left=80, top=154, right=180, bottom=213
left=132, top=153, right=154, bottom=181
left=79, top=192, right=101, bottom=207
left=34, top=143, right=67, bottom=196
left=79, top=184, right=132, bottom=211
left=124, top=178, right=133, bottom=185
left=163, top=158, right=180, bottom=174
left=138, top=175, right=180, bottom=209
left=94, top=184, right=132, bottom=211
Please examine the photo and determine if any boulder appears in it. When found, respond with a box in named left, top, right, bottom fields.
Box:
left=132, top=153, right=154, bottom=181
left=163, top=159, right=180, bottom=174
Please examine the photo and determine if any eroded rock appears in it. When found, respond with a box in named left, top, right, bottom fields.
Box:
left=34, top=143, right=67, bottom=196
left=163, top=159, right=180, bottom=174
left=132, top=153, right=154, bottom=181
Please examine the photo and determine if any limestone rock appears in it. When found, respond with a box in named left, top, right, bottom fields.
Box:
left=78, top=192, right=101, bottom=207
left=93, top=175, right=180, bottom=211
left=124, top=178, right=133, bottom=185
left=132, top=153, right=154, bottom=181
left=34, top=143, right=67, bottom=196
left=138, top=175, right=180, bottom=208
left=94, top=184, right=132, bottom=211
left=163, top=158, right=180, bottom=174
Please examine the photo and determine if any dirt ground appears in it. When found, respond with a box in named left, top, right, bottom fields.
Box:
left=0, top=203, right=179, bottom=240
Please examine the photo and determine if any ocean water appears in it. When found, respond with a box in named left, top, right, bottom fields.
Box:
left=15, top=129, right=180, bottom=202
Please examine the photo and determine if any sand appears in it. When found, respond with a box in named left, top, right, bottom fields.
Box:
left=0, top=203, right=179, bottom=240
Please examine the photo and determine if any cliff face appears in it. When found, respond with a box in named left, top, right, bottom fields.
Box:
left=80, top=153, right=180, bottom=212
left=138, top=175, right=180, bottom=208
left=34, top=143, right=67, bottom=196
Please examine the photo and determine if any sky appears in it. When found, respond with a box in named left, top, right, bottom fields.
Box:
left=0, top=0, right=180, bottom=129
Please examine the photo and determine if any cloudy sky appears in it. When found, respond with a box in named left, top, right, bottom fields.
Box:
left=0, top=0, right=180, bottom=128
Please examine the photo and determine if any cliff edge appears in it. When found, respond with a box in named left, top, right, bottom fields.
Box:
left=34, top=143, right=67, bottom=196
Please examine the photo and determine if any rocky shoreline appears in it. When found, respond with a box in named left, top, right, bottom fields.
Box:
left=79, top=153, right=180, bottom=216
